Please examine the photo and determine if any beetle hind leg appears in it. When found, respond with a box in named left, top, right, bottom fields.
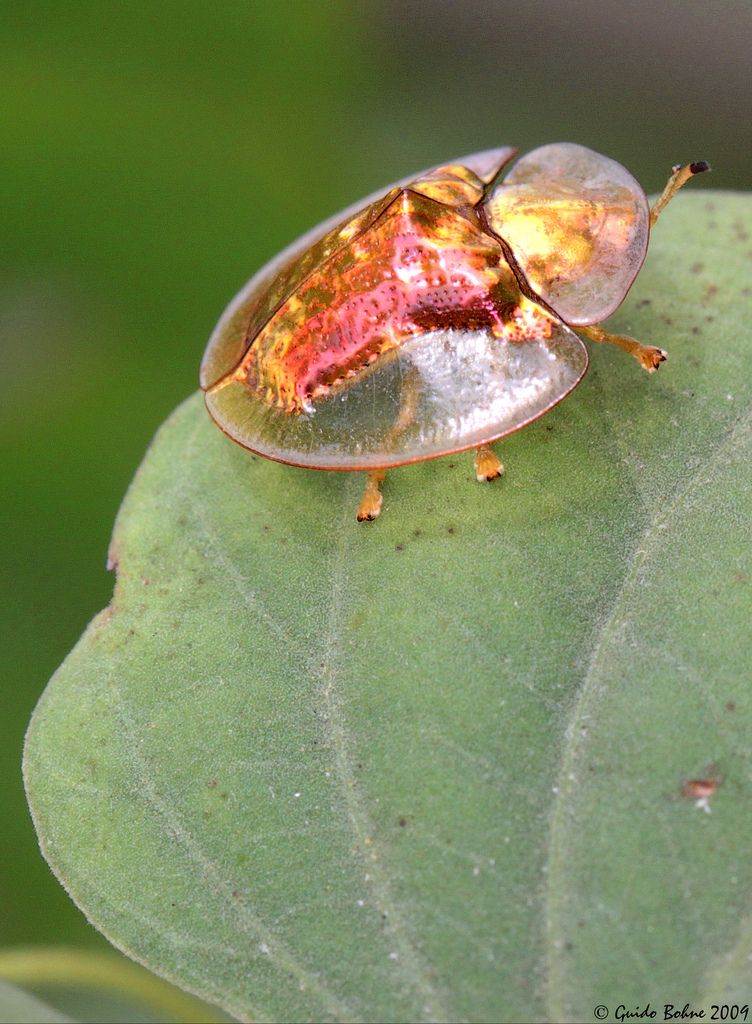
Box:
left=474, top=443, right=505, bottom=482
left=579, top=324, right=667, bottom=374
left=355, top=367, right=421, bottom=523
left=357, top=470, right=385, bottom=522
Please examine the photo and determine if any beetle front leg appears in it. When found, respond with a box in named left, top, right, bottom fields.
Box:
left=356, top=469, right=386, bottom=522
left=579, top=324, right=667, bottom=373
left=474, top=443, right=505, bottom=482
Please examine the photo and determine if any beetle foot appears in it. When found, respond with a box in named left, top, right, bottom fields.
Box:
left=356, top=502, right=382, bottom=522
left=356, top=470, right=385, bottom=522
left=474, top=444, right=505, bottom=483
left=637, top=345, right=668, bottom=373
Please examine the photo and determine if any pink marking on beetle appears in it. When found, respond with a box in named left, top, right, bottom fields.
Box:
left=237, top=190, right=541, bottom=412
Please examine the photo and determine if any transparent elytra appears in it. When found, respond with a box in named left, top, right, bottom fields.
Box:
left=200, top=143, right=705, bottom=504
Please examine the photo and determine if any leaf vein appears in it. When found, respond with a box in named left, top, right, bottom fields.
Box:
left=316, top=491, right=454, bottom=1023
left=543, top=409, right=752, bottom=1021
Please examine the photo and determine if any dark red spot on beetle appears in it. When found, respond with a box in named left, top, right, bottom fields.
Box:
left=690, top=161, right=710, bottom=175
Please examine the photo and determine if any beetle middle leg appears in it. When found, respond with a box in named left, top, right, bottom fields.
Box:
left=578, top=323, right=667, bottom=373
left=474, top=443, right=504, bottom=483
left=355, top=365, right=421, bottom=522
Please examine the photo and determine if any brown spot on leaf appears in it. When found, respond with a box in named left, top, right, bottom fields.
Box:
left=97, top=605, right=115, bottom=626
left=682, top=778, right=720, bottom=800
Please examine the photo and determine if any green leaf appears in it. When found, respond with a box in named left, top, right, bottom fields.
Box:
left=0, top=980, right=74, bottom=1024
left=0, top=948, right=228, bottom=1023
left=25, top=193, right=751, bottom=1023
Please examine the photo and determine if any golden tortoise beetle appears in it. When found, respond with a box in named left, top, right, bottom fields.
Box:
left=200, top=143, right=708, bottom=521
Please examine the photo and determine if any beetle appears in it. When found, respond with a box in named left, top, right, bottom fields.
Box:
left=200, top=143, right=708, bottom=521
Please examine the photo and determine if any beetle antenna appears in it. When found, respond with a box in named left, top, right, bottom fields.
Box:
left=650, top=160, right=711, bottom=226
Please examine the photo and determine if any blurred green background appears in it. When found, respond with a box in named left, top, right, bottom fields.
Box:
left=1, top=0, right=749, bottom=971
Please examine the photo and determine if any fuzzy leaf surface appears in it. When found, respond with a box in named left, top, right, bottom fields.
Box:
left=25, top=193, right=752, bottom=1023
